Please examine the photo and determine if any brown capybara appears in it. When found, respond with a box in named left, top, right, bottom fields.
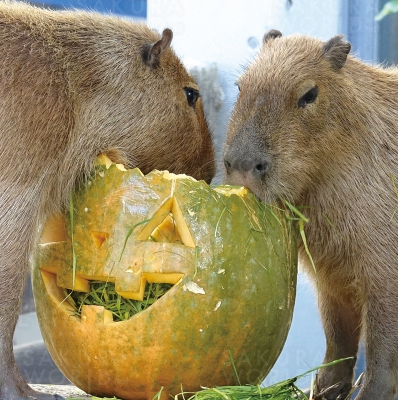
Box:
left=0, top=2, right=215, bottom=400
left=223, top=29, right=398, bottom=400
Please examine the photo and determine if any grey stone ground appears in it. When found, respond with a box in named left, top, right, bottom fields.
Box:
left=31, top=385, right=90, bottom=399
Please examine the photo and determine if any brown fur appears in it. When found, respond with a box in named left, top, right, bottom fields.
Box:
left=0, top=2, right=215, bottom=399
left=224, top=30, right=398, bottom=400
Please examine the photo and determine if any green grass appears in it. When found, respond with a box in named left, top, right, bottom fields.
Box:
left=66, top=281, right=173, bottom=322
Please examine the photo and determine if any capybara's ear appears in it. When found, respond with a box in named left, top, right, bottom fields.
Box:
left=142, top=28, right=173, bottom=68
left=322, top=35, right=351, bottom=70
left=262, top=29, right=282, bottom=44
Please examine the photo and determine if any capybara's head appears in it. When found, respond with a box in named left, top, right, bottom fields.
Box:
left=69, top=22, right=215, bottom=183
left=223, top=30, right=351, bottom=202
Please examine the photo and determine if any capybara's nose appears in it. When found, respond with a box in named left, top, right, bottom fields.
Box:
left=224, top=155, right=269, bottom=180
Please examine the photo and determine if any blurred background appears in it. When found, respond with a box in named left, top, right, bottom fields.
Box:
left=16, top=0, right=398, bottom=396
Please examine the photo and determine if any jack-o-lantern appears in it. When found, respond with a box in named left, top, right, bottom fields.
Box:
left=32, top=155, right=297, bottom=400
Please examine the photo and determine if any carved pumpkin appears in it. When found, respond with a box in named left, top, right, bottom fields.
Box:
left=32, top=155, right=297, bottom=400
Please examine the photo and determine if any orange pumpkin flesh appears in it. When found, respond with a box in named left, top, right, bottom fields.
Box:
left=32, top=155, right=297, bottom=400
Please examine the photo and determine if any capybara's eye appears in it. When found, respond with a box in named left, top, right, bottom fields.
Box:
left=298, top=86, right=318, bottom=108
left=184, top=87, right=200, bottom=108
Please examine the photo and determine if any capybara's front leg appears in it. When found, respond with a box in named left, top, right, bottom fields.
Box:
left=314, top=291, right=360, bottom=400
left=354, top=292, right=398, bottom=400
left=0, top=221, right=64, bottom=400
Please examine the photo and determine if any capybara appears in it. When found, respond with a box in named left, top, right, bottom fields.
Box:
left=0, top=2, right=215, bottom=400
left=223, top=29, right=398, bottom=400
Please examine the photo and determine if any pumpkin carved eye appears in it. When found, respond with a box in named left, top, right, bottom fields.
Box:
left=184, top=87, right=200, bottom=108
left=298, top=86, right=318, bottom=108
left=137, top=196, right=195, bottom=248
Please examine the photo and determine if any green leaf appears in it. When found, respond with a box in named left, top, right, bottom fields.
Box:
left=375, top=0, right=398, bottom=21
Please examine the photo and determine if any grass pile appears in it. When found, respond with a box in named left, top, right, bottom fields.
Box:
left=66, top=281, right=173, bottom=322
left=172, top=378, right=307, bottom=400
left=166, top=359, right=355, bottom=400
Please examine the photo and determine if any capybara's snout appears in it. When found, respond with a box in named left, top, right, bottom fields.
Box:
left=223, top=150, right=270, bottom=186
left=223, top=139, right=271, bottom=200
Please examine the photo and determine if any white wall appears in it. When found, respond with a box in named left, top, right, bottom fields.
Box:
left=148, top=0, right=344, bottom=67
left=147, top=0, right=344, bottom=390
